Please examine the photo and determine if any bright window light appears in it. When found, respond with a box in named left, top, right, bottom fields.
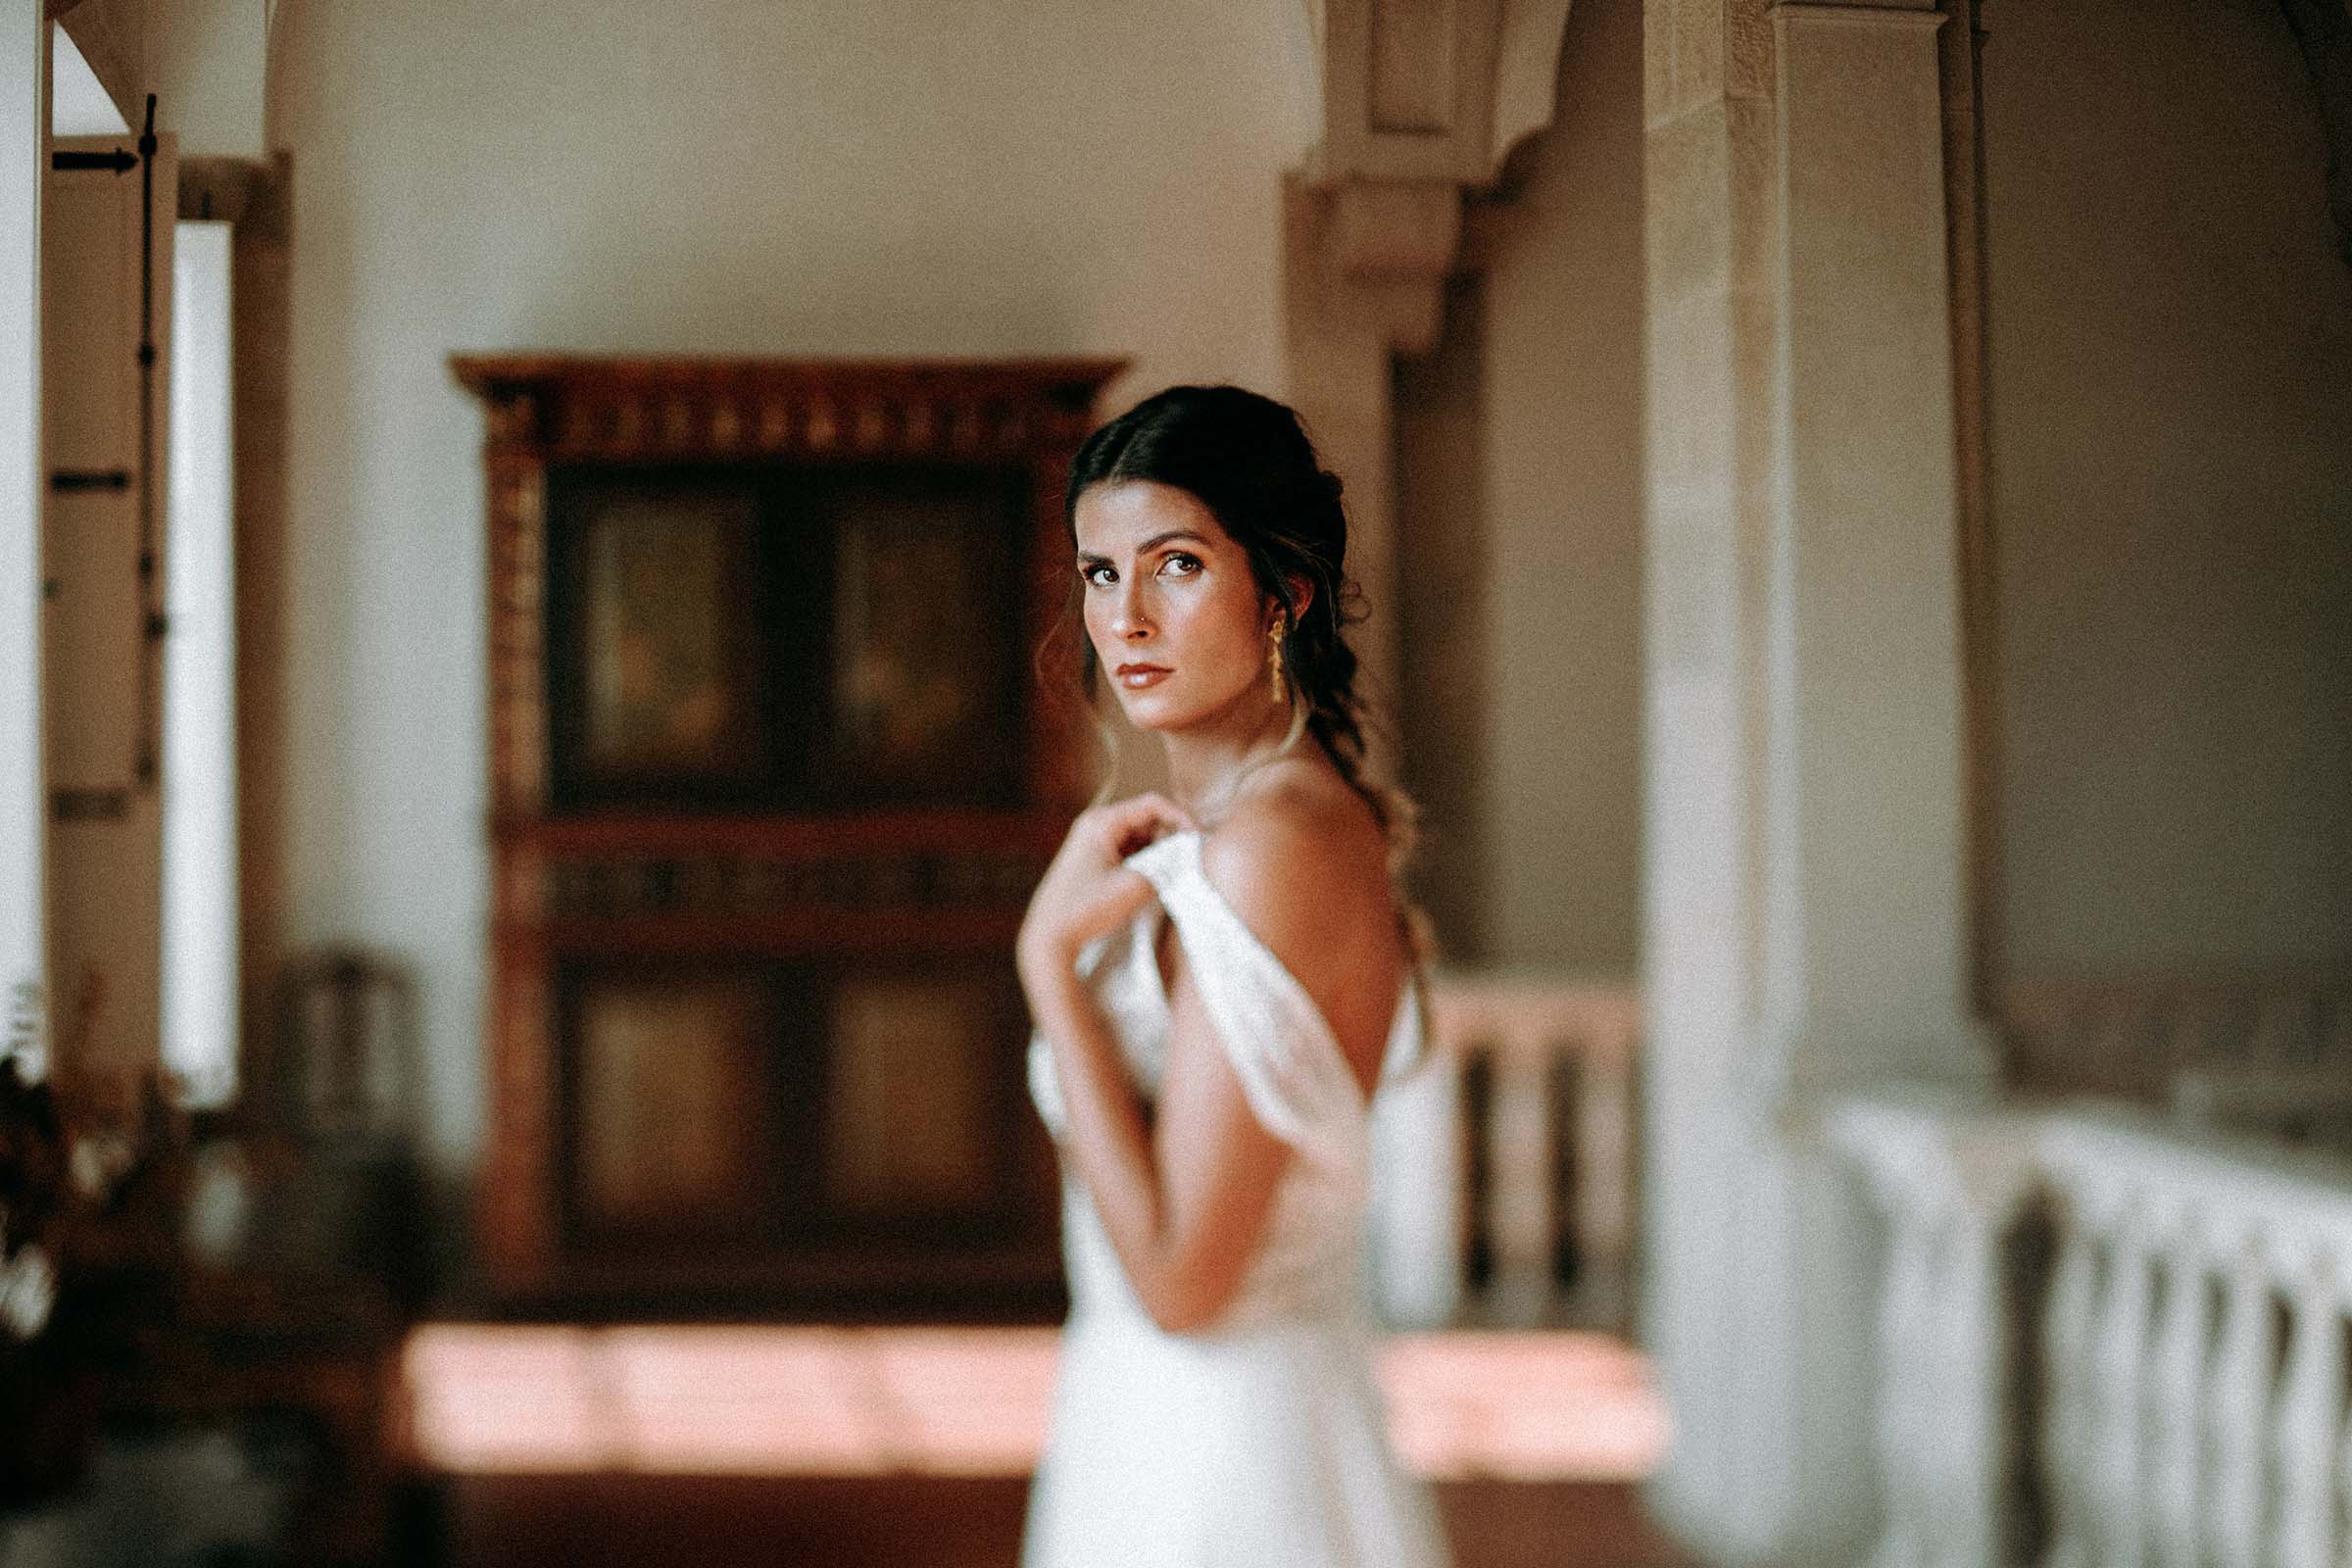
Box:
left=162, top=220, right=238, bottom=1108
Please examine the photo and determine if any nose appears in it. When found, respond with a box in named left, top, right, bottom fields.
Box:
left=1109, top=577, right=1152, bottom=641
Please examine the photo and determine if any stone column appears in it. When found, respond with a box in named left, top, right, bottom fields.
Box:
left=1, top=3, right=48, bottom=1077
left=1642, top=0, right=1994, bottom=1559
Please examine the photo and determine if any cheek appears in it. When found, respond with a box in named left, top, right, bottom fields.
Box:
left=1167, top=596, right=1258, bottom=690
left=1203, top=592, right=1265, bottom=659
left=1080, top=596, right=1113, bottom=650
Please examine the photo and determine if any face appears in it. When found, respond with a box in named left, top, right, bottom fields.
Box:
left=1073, top=479, right=1280, bottom=736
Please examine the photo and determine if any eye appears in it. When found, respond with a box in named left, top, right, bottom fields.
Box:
left=1080, top=562, right=1117, bottom=587
left=1157, top=553, right=1202, bottom=578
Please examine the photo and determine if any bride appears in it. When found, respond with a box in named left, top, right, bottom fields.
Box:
left=1017, top=385, right=1450, bottom=1566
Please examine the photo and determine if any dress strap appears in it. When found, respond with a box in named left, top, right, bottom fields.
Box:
left=1123, top=831, right=1367, bottom=1169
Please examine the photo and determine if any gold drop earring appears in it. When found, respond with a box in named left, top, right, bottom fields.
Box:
left=1266, top=617, right=1288, bottom=704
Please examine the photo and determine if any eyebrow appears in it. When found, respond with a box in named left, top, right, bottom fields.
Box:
left=1074, top=529, right=1212, bottom=564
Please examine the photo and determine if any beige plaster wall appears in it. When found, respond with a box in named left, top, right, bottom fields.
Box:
left=1396, top=0, right=1644, bottom=971
left=261, top=0, right=1317, bottom=1165
left=1984, top=0, right=2352, bottom=979
left=147, top=0, right=267, bottom=159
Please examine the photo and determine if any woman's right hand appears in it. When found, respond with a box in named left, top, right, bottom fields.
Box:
left=1017, top=793, right=1195, bottom=984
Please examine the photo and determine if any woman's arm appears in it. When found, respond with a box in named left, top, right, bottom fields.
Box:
left=1019, top=916, right=1291, bottom=1334
left=1017, top=790, right=1396, bottom=1334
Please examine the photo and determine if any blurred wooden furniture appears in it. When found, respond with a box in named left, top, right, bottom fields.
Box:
left=130, top=1270, right=409, bottom=1563
left=453, top=356, right=1121, bottom=1314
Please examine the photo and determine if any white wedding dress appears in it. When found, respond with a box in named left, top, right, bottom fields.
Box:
left=1022, top=829, right=1451, bottom=1568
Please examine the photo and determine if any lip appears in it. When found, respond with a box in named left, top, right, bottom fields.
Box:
left=1112, top=662, right=1172, bottom=690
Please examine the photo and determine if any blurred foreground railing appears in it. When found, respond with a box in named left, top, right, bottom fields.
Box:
left=1831, top=1090, right=2352, bottom=1568
left=1368, top=973, right=1640, bottom=1332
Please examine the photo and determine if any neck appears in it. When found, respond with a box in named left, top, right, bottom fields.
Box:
left=1158, top=700, right=1298, bottom=824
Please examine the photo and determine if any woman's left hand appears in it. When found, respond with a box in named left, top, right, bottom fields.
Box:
left=1018, top=793, right=1196, bottom=982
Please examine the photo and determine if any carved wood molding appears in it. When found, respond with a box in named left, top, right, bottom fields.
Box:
left=449, top=355, right=1122, bottom=466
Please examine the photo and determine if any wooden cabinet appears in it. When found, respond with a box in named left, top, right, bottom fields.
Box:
left=453, top=356, right=1121, bottom=1313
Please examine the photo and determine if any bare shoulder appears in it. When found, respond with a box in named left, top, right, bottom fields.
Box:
left=1201, top=760, right=1385, bottom=910
left=1199, top=760, right=1398, bottom=1003
left=1196, top=760, right=1400, bottom=1089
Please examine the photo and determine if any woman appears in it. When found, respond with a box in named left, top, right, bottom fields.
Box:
left=1018, top=385, right=1450, bottom=1567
